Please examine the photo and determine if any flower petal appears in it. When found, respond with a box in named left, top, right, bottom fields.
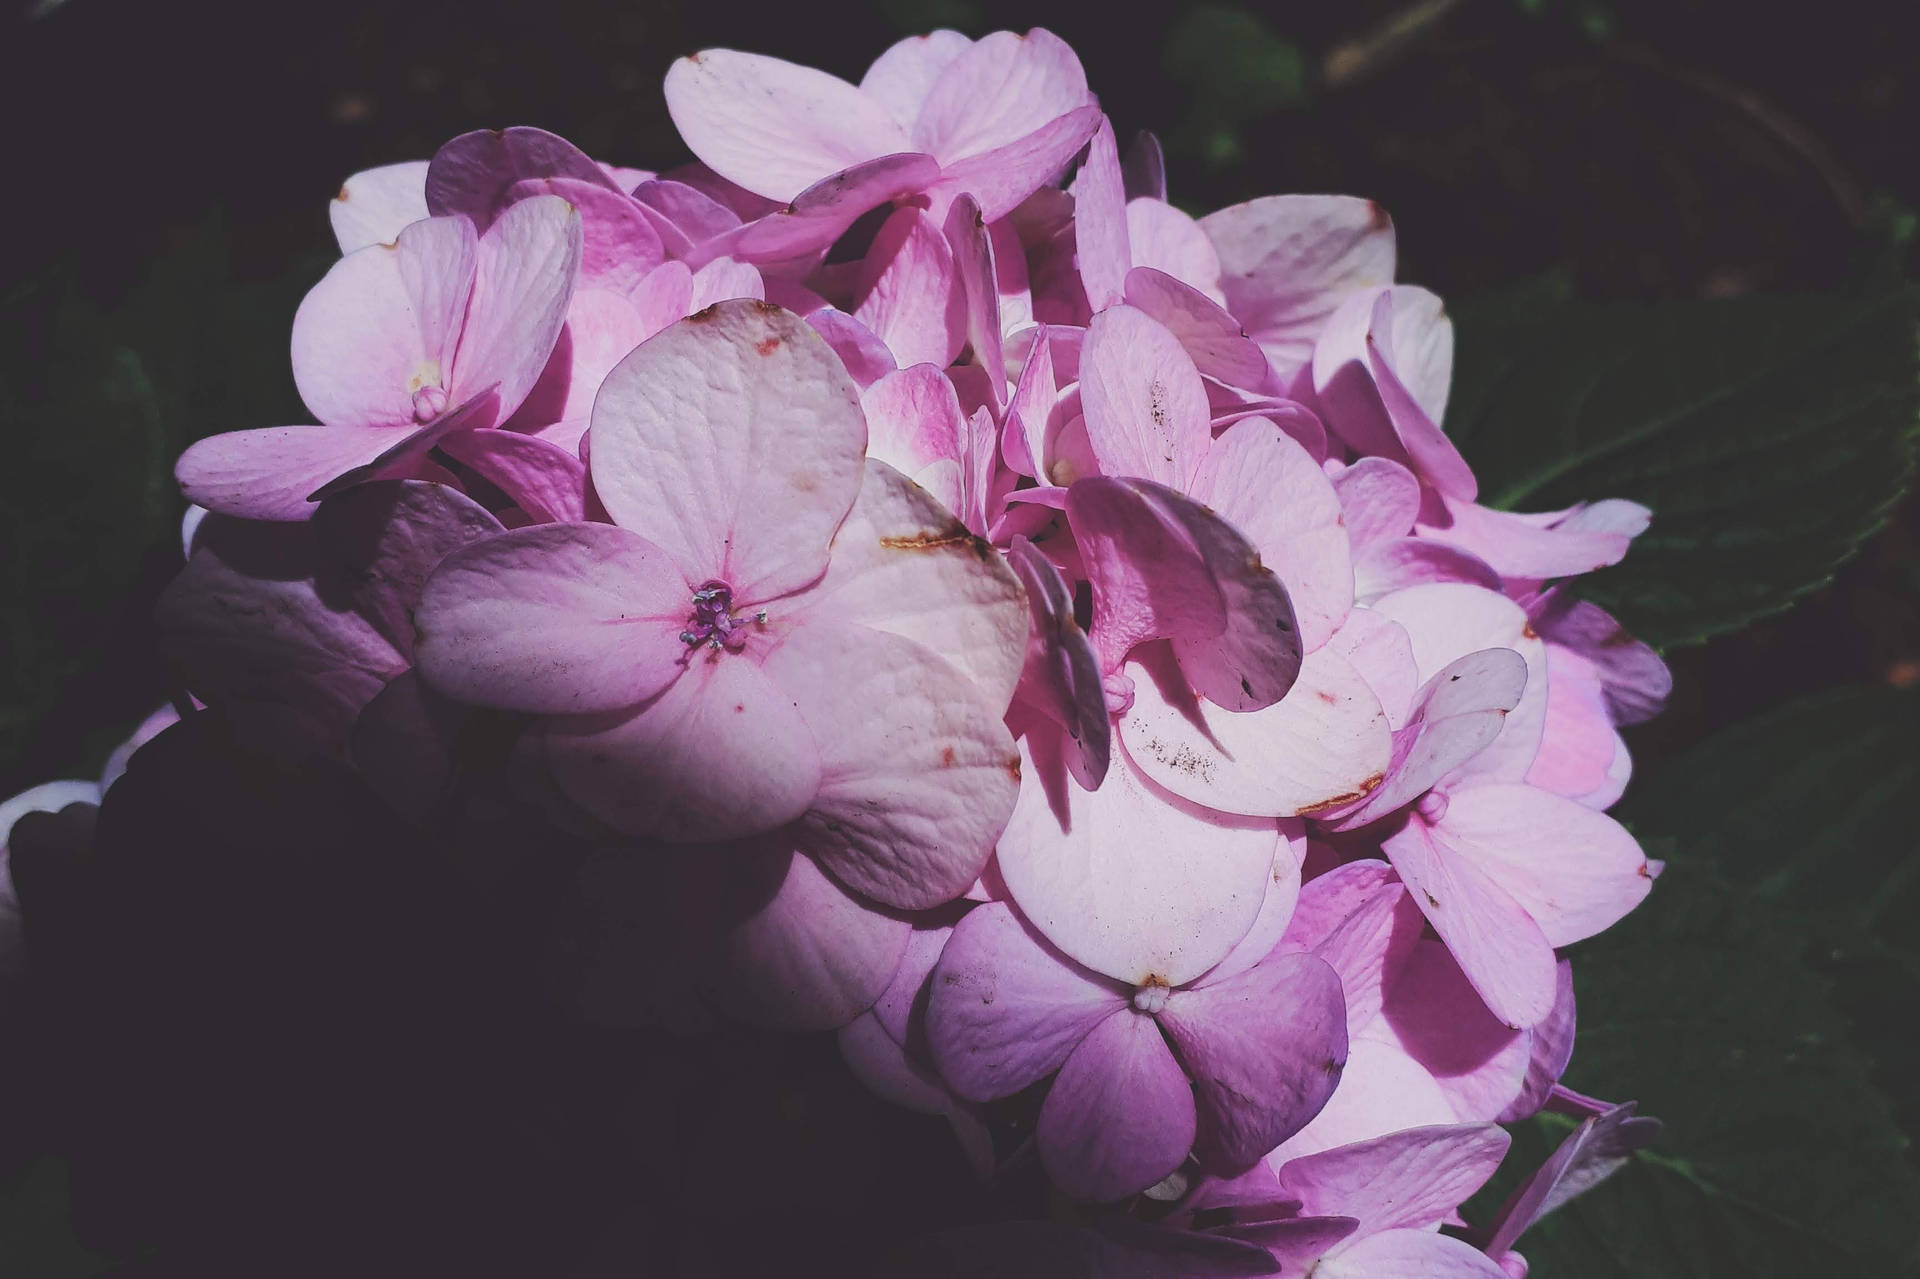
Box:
left=1275, top=1122, right=1510, bottom=1237
left=854, top=207, right=967, bottom=369
left=1070, top=116, right=1130, bottom=312
left=1037, top=1008, right=1196, bottom=1202
left=424, top=126, right=614, bottom=228
left=1080, top=304, right=1211, bottom=489
left=449, top=195, right=583, bottom=421
left=1008, top=536, right=1112, bottom=791
left=912, top=28, right=1091, bottom=162
left=329, top=160, right=430, bottom=254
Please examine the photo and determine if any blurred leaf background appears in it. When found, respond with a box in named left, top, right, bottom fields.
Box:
left=2, top=0, right=1917, bottom=1274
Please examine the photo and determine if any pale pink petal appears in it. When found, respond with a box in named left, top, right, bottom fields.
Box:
left=1192, top=828, right=1304, bottom=986
left=310, top=478, right=504, bottom=657
left=784, top=459, right=1026, bottom=709
left=292, top=215, right=477, bottom=428
left=1037, top=1008, right=1196, bottom=1202
left=176, top=425, right=408, bottom=521
left=1380, top=816, right=1558, bottom=1028
left=329, top=160, right=430, bottom=253
left=1161, top=951, right=1348, bottom=1173
left=1414, top=493, right=1638, bottom=582
left=436, top=428, right=587, bottom=523
left=808, top=306, right=898, bottom=389
left=1435, top=783, right=1653, bottom=946
left=1127, top=200, right=1224, bottom=300
left=503, top=175, right=663, bottom=293
left=424, top=126, right=614, bottom=228
left=664, top=50, right=910, bottom=200
left=688, top=256, right=765, bottom=311
left=413, top=522, right=690, bottom=714
left=1079, top=304, right=1211, bottom=488
left=1008, top=536, right=1111, bottom=791
left=1118, top=643, right=1391, bottom=820
left=925, top=900, right=1127, bottom=1101
left=762, top=621, right=1020, bottom=910
left=449, top=195, right=583, bottom=420
left=926, top=104, right=1103, bottom=223
left=691, top=153, right=943, bottom=268
left=1268, top=1036, right=1459, bottom=1162
left=1278, top=858, right=1397, bottom=953
left=1070, top=116, right=1129, bottom=311
left=1523, top=645, right=1616, bottom=801
left=860, top=30, right=975, bottom=131
left=1354, top=539, right=1504, bottom=600
left=543, top=650, right=821, bottom=841
left=1324, top=607, right=1418, bottom=729
left=1331, top=457, right=1421, bottom=552
left=912, top=28, right=1091, bottom=162
left=698, top=844, right=910, bottom=1031
left=854, top=207, right=967, bottom=369
left=1201, top=195, right=1395, bottom=377
left=1276, top=1122, right=1510, bottom=1236
left=943, top=195, right=1006, bottom=410
left=1500, top=959, right=1576, bottom=1122
left=589, top=300, right=867, bottom=601
left=510, top=287, right=656, bottom=427
left=1375, top=939, right=1529, bottom=1121
left=1192, top=418, right=1353, bottom=651
left=1319, top=1229, right=1511, bottom=1279
left=996, top=735, right=1282, bottom=986
left=860, top=365, right=969, bottom=508
left=1387, top=285, right=1453, bottom=424
left=1124, top=267, right=1265, bottom=388
left=1370, top=584, right=1548, bottom=785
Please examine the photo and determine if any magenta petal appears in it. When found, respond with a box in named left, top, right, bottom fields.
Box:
left=437, top=428, right=587, bottom=523
left=761, top=620, right=1019, bottom=909
left=329, top=160, right=430, bottom=253
left=1161, top=951, right=1348, bottom=1173
left=697, top=844, right=910, bottom=1031
left=425, top=126, right=615, bottom=228
left=926, top=900, right=1128, bottom=1102
left=311, top=479, right=504, bottom=657
left=1483, top=1102, right=1660, bottom=1257
left=1275, top=1122, right=1510, bottom=1236
left=176, top=424, right=406, bottom=521
left=861, top=363, right=969, bottom=494
left=450, top=195, right=583, bottom=421
left=1355, top=538, right=1504, bottom=600
left=664, top=50, right=910, bottom=201
left=543, top=650, right=822, bottom=842
left=1071, top=116, right=1130, bottom=311
left=1008, top=536, right=1111, bottom=791
left=1038, top=1008, right=1196, bottom=1202
left=1080, top=304, right=1212, bottom=488
left=854, top=207, right=967, bottom=369
left=1380, top=816, right=1558, bottom=1028
left=1320, top=1228, right=1512, bottom=1278
left=589, top=301, right=866, bottom=601
left=306, top=388, right=501, bottom=505
left=807, top=307, right=898, bottom=389
left=413, top=522, right=689, bottom=715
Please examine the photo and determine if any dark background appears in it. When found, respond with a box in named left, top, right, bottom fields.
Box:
left=1, top=0, right=1915, bottom=1274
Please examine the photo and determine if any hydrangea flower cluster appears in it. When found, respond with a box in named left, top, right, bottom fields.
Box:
left=6, top=26, right=1675, bottom=1273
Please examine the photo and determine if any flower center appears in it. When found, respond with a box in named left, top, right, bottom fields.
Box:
left=1416, top=789, right=1450, bottom=824
left=679, top=581, right=765, bottom=655
left=1131, top=978, right=1171, bottom=1015
left=411, top=384, right=450, bottom=423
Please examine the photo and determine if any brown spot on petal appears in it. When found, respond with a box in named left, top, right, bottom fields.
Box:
left=940, top=746, right=957, bottom=767
left=879, top=522, right=995, bottom=563
left=1423, top=890, right=1440, bottom=908
left=1366, top=199, right=1391, bottom=230
left=754, top=336, right=782, bottom=356
left=1316, top=690, right=1338, bottom=705
left=687, top=304, right=723, bottom=324
left=1005, top=756, right=1023, bottom=783
left=1522, top=621, right=1539, bottom=640
left=1296, top=772, right=1385, bottom=814
left=336, top=185, right=351, bottom=202
left=1322, top=1058, right=1342, bottom=1076
left=1637, top=862, right=1654, bottom=878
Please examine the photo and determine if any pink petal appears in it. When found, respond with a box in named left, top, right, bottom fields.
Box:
left=697, top=844, right=910, bottom=1031
left=1375, top=939, right=1530, bottom=1121
left=1201, top=195, right=1395, bottom=378
left=871, top=918, right=954, bottom=1049
left=1192, top=828, right=1305, bottom=986
left=1275, top=1122, right=1510, bottom=1236
left=503, top=175, right=663, bottom=294
left=784, top=459, right=1026, bottom=709
left=424, top=126, right=614, bottom=229
left=1127, top=200, right=1225, bottom=300
left=925, top=899, right=1127, bottom=1101
left=305, top=388, right=502, bottom=505
left=927, top=104, right=1104, bottom=223
left=176, top=424, right=408, bottom=521
left=860, top=364, right=969, bottom=508
left=1192, top=418, right=1353, bottom=651
left=1380, top=815, right=1558, bottom=1028
left=632, top=178, right=741, bottom=248
left=664, top=50, right=909, bottom=201
left=761, top=621, right=1020, bottom=910
left=688, top=256, right=765, bottom=310
left=310, top=479, right=504, bottom=658
left=943, top=195, right=1006, bottom=410
left=510, top=287, right=656, bottom=428
left=1320, top=1229, right=1511, bottom=1279
left=348, top=669, right=472, bottom=820
left=1008, top=536, right=1111, bottom=791
left=1161, top=951, right=1349, bottom=1173
left=1122, top=132, right=1167, bottom=202
left=860, top=30, right=975, bottom=131
left=912, top=28, right=1091, bottom=162
left=436, top=428, right=587, bottom=523
left=1124, top=267, right=1265, bottom=388
left=588, top=300, right=866, bottom=601
left=1483, top=1101, right=1660, bottom=1257
left=1522, top=645, right=1617, bottom=801
left=691, top=153, right=943, bottom=268
left=1331, top=457, right=1421, bottom=552
left=449, top=195, right=583, bottom=421
left=1387, top=285, right=1453, bottom=424
left=1268, top=1036, right=1459, bottom=1162
left=1037, top=1008, right=1196, bottom=1202
left=1414, top=493, right=1638, bottom=582
left=1370, top=584, right=1548, bottom=785
left=807, top=307, right=898, bottom=389
left=1118, top=643, right=1390, bottom=819
left=1070, top=116, right=1130, bottom=312
left=1434, top=783, right=1653, bottom=946
left=292, top=214, right=476, bottom=428
left=1500, top=959, right=1576, bottom=1122
left=1527, top=591, right=1669, bottom=726
left=413, top=522, right=690, bottom=715
left=1324, top=607, right=1418, bottom=729
left=1354, top=539, right=1504, bottom=600
left=853, top=207, right=967, bottom=369
left=329, top=160, right=430, bottom=253
left=1002, top=321, right=1059, bottom=477
left=1079, top=304, right=1211, bottom=488
left=1291, top=871, right=1424, bottom=1031
left=542, top=648, right=822, bottom=841
left=996, top=735, right=1283, bottom=986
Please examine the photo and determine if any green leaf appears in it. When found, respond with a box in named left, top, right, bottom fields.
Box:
left=1476, top=859, right=1920, bottom=1275
left=1446, top=288, right=1920, bottom=649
